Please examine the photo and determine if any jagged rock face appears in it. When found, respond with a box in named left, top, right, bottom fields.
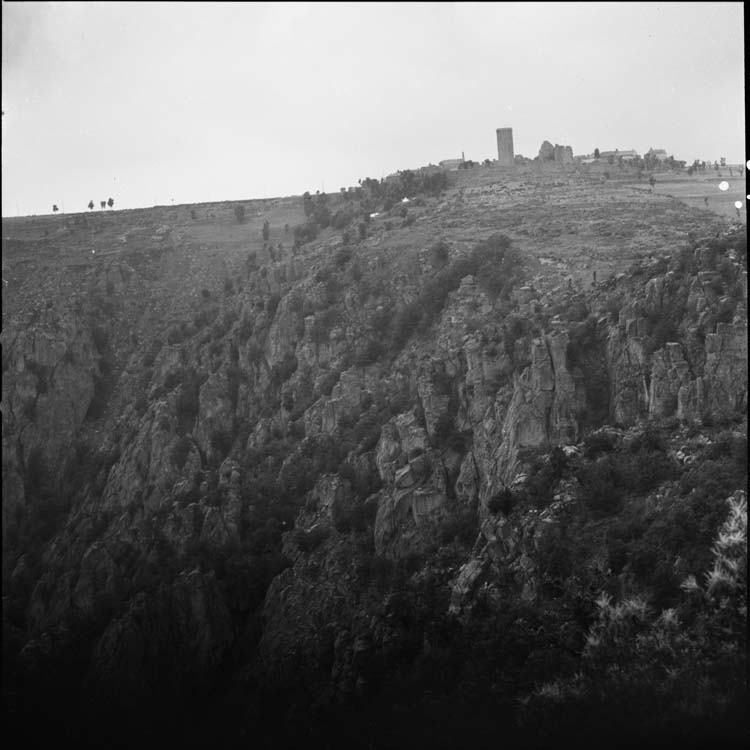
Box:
left=101, top=401, right=179, bottom=513
left=373, top=411, right=454, bottom=558
left=607, top=326, right=650, bottom=426
left=294, top=473, right=354, bottom=536
left=199, top=457, right=243, bottom=548
left=195, top=369, right=236, bottom=457
left=490, top=332, right=585, bottom=490
left=449, top=476, right=580, bottom=613
left=90, top=570, right=233, bottom=700
left=1, top=319, right=97, bottom=526
left=649, top=342, right=692, bottom=418
left=678, top=320, right=748, bottom=422
left=416, top=361, right=452, bottom=439
left=258, top=543, right=356, bottom=691
left=304, top=368, right=364, bottom=435
left=2, top=180, right=747, bottom=732
left=608, top=271, right=748, bottom=427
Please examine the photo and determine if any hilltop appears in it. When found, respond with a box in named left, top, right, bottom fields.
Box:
left=2, top=160, right=747, bottom=749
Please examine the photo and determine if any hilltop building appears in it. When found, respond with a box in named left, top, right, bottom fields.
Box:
left=496, top=128, right=514, bottom=166
left=599, top=149, right=639, bottom=161
left=439, top=157, right=464, bottom=171
left=646, top=147, right=669, bottom=162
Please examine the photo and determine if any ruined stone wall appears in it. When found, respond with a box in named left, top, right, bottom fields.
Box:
left=539, top=140, right=574, bottom=164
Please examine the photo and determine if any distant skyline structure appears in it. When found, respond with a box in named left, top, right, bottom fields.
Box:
left=1, top=3, right=744, bottom=217
left=496, top=128, right=514, bottom=166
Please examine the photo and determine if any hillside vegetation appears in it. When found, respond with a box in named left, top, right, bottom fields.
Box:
left=2, top=160, right=747, bottom=749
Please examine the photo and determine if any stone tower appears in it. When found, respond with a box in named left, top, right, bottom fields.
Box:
left=496, top=127, right=514, bottom=166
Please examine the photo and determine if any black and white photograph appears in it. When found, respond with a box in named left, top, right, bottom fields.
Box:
left=2, top=3, right=746, bottom=748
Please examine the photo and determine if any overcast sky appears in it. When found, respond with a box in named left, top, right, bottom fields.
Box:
left=2, top=1, right=745, bottom=216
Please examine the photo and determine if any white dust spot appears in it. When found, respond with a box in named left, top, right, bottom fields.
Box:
left=734, top=201, right=743, bottom=209
left=719, top=181, right=729, bottom=191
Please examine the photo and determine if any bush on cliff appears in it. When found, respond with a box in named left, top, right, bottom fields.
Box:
left=388, top=233, right=524, bottom=352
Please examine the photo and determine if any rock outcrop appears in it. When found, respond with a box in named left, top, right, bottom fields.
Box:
left=2, top=174, right=746, bottom=747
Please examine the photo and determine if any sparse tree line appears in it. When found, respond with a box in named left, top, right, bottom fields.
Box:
left=51, top=198, right=114, bottom=214
left=687, top=157, right=733, bottom=177
left=590, top=147, right=734, bottom=178
left=285, top=168, right=449, bottom=254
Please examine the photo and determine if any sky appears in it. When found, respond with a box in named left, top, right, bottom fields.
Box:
left=2, top=1, right=745, bottom=216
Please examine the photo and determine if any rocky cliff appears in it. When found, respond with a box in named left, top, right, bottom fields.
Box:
left=2, top=168, right=746, bottom=749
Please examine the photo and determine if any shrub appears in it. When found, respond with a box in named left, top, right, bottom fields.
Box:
left=392, top=301, right=423, bottom=348
left=92, top=326, right=108, bottom=353
left=210, top=429, right=233, bottom=457
left=167, top=322, right=191, bottom=345
left=439, top=510, right=479, bottom=547
left=352, top=414, right=382, bottom=451
left=175, top=369, right=206, bottom=426
left=429, top=240, right=450, bottom=269
left=86, top=375, right=108, bottom=420
left=488, top=488, right=516, bottom=517
left=628, top=424, right=667, bottom=454
left=234, top=205, right=245, bottom=223
left=171, top=435, right=192, bottom=469
left=270, top=354, right=298, bottom=387
left=618, top=450, right=676, bottom=493
left=369, top=305, right=394, bottom=332
left=566, top=316, right=598, bottom=368
left=331, top=207, right=355, bottom=230
left=310, top=307, right=342, bottom=345
left=318, top=370, right=339, bottom=397
left=705, top=431, right=747, bottom=468
left=432, top=413, right=456, bottom=444
left=583, top=431, right=618, bottom=458
left=193, top=304, right=219, bottom=329
left=643, top=316, right=680, bottom=356
left=163, top=369, right=183, bottom=391
left=266, top=293, right=281, bottom=317
left=578, top=457, right=624, bottom=516
left=293, top=218, right=320, bottom=245
left=293, top=525, right=330, bottom=554
left=334, top=496, right=379, bottom=533
left=536, top=524, right=575, bottom=581
left=389, top=234, right=523, bottom=351
left=351, top=339, right=381, bottom=368
left=335, top=246, right=352, bottom=268
left=238, top=317, right=254, bottom=343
